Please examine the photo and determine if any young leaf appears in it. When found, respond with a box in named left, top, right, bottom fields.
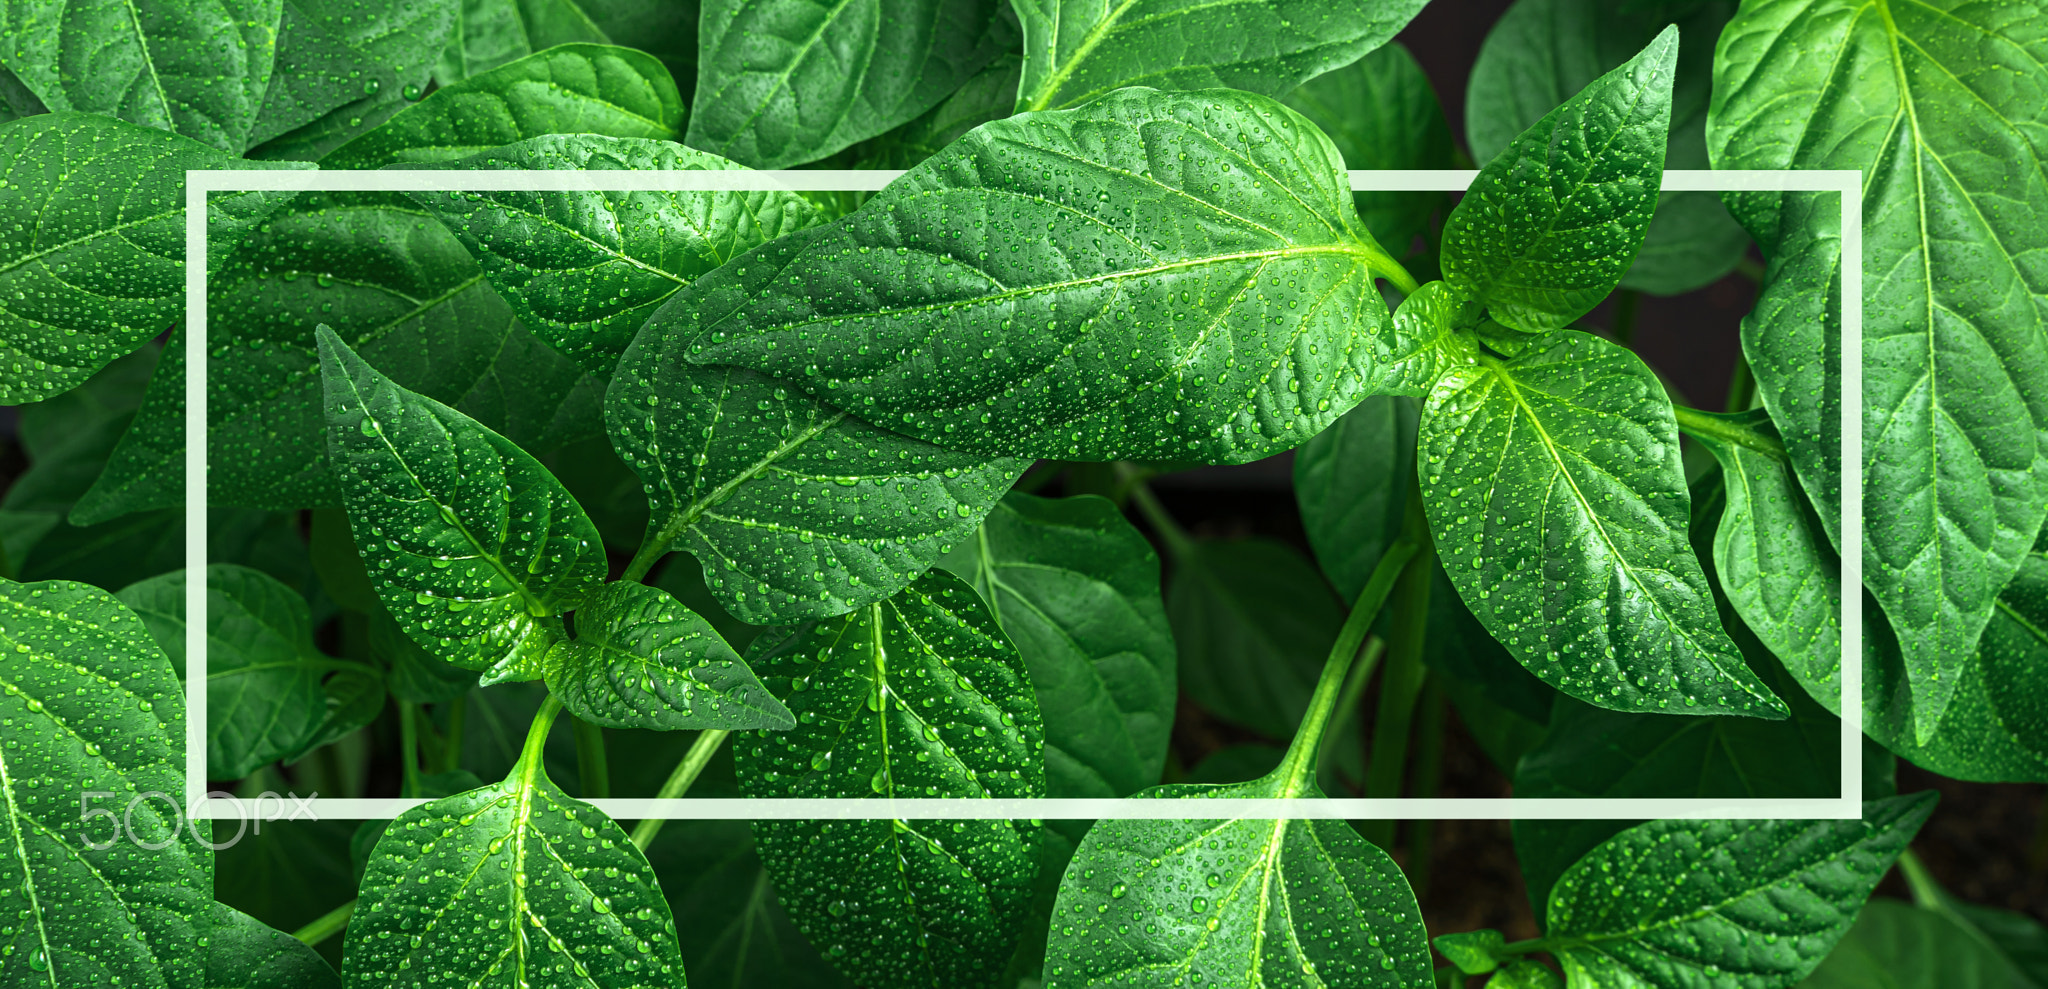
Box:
left=1709, top=0, right=2048, bottom=742
left=1419, top=328, right=1785, bottom=718
left=685, top=87, right=1408, bottom=464
left=0, top=113, right=304, bottom=405
left=316, top=326, right=605, bottom=681
left=116, top=565, right=382, bottom=780
left=735, top=570, right=1045, bottom=989
left=939, top=491, right=1176, bottom=804
left=858, top=53, right=1023, bottom=170
left=1043, top=775, right=1434, bottom=988
left=408, top=134, right=825, bottom=374
left=1465, top=0, right=1746, bottom=295
left=244, top=0, right=460, bottom=160
left=1494, top=962, right=1565, bottom=989
left=1799, top=899, right=2030, bottom=989
left=1280, top=42, right=1456, bottom=256
left=686, top=0, right=1016, bottom=168
left=1544, top=794, right=1936, bottom=989
left=1435, top=929, right=1506, bottom=975
left=205, top=903, right=344, bottom=989
left=0, top=0, right=280, bottom=153
left=1693, top=409, right=1841, bottom=696
left=607, top=265, right=1026, bottom=625
left=1441, top=26, right=1676, bottom=333
left=1011, top=0, right=1427, bottom=113
left=343, top=732, right=689, bottom=985
left=0, top=578, right=209, bottom=988
left=1295, top=395, right=1420, bottom=601
left=544, top=580, right=793, bottom=731
left=76, top=193, right=602, bottom=520
left=436, top=0, right=609, bottom=81
left=322, top=43, right=683, bottom=169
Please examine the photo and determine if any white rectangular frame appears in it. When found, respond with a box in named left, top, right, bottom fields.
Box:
left=185, top=167, right=1862, bottom=822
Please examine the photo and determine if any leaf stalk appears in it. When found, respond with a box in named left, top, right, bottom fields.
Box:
left=629, top=729, right=731, bottom=851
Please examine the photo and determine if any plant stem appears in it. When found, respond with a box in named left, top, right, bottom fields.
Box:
left=572, top=716, right=610, bottom=799
left=291, top=899, right=355, bottom=947
left=1279, top=526, right=1426, bottom=794
left=1316, top=636, right=1386, bottom=789
left=1406, top=677, right=1447, bottom=897
left=1608, top=289, right=1641, bottom=346
left=1724, top=353, right=1755, bottom=413
left=1671, top=404, right=1785, bottom=457
left=1896, top=849, right=1945, bottom=908
left=630, top=729, right=731, bottom=851
left=397, top=699, right=423, bottom=797
left=620, top=533, right=669, bottom=584
left=1120, top=468, right=1195, bottom=562
left=518, top=695, right=565, bottom=777
left=1360, top=550, right=1433, bottom=848
left=1734, top=256, right=1765, bottom=282
left=438, top=694, right=468, bottom=775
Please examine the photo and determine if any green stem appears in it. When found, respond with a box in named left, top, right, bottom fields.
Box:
left=291, top=899, right=355, bottom=947
left=1316, top=636, right=1386, bottom=789
left=1896, top=849, right=1945, bottom=908
left=517, top=695, right=565, bottom=777
left=1120, top=469, right=1195, bottom=562
left=438, top=694, right=468, bottom=775
left=1671, top=404, right=1785, bottom=457
left=1734, top=256, right=1765, bottom=282
left=1279, top=532, right=1426, bottom=793
left=1724, top=353, right=1755, bottom=413
left=1608, top=289, right=1641, bottom=346
left=1373, top=255, right=1422, bottom=296
left=1361, top=476, right=1435, bottom=848
left=620, top=532, right=670, bottom=584
left=572, top=716, right=610, bottom=799
left=397, top=700, right=423, bottom=797
left=1406, top=677, right=1447, bottom=898
left=630, top=729, right=731, bottom=851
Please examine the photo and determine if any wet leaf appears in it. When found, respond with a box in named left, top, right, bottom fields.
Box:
left=245, top=0, right=459, bottom=160
left=545, top=580, right=793, bottom=731
left=648, top=818, right=853, bottom=989
left=204, top=903, right=343, bottom=989
left=436, top=0, right=607, bottom=81
left=858, top=53, right=1022, bottom=170
left=1280, top=42, right=1456, bottom=256
left=1295, top=394, right=1419, bottom=601
left=735, top=570, right=1044, bottom=989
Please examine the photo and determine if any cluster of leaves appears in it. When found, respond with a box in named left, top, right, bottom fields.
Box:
left=0, top=0, right=2045, bottom=987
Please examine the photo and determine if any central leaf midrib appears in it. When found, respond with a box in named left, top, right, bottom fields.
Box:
left=0, top=746, right=57, bottom=989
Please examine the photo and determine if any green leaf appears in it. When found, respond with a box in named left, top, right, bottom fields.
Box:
left=939, top=491, right=1176, bottom=804
left=1042, top=772, right=1434, bottom=989
left=544, top=580, right=792, bottom=730
left=1891, top=860, right=2048, bottom=989
left=1426, top=563, right=1557, bottom=730
left=1435, top=929, right=1506, bottom=975
left=0, top=577, right=209, bottom=988
left=858, top=53, right=1022, bottom=170
left=1708, top=0, right=2048, bottom=740
left=408, top=134, right=825, bottom=374
left=436, top=0, right=609, bottom=82
left=1798, top=899, right=2028, bottom=989
left=77, top=192, right=603, bottom=521
left=648, top=818, right=854, bottom=989
left=649, top=549, right=762, bottom=653
left=1441, top=26, right=1676, bottom=333
left=316, top=325, right=604, bottom=681
left=0, top=63, right=47, bottom=123
left=686, top=0, right=1016, bottom=168
left=1543, top=794, right=1935, bottom=989
left=370, top=604, right=478, bottom=703
left=116, top=565, right=383, bottom=780
left=7, top=344, right=159, bottom=515
left=1168, top=540, right=1347, bottom=742
left=1494, top=962, right=1565, bottom=989
left=606, top=260, right=1026, bottom=626
left=343, top=742, right=689, bottom=986
left=1693, top=409, right=1842, bottom=698
left=684, top=87, right=1407, bottom=464
left=322, top=43, right=682, bottom=169
left=1418, top=327, right=1784, bottom=718
left=245, top=0, right=460, bottom=160
left=1280, top=41, right=1456, bottom=255
left=1465, top=0, right=1746, bottom=295
left=735, top=570, right=1045, bottom=989
left=0, top=113, right=305, bottom=405
left=0, top=0, right=281, bottom=152
left=204, top=903, right=343, bottom=989
left=1295, top=395, right=1419, bottom=601
left=1011, top=0, right=1426, bottom=113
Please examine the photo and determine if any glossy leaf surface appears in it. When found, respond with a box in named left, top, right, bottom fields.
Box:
left=435, top=0, right=610, bottom=81
left=1708, top=0, right=2048, bottom=740
left=1295, top=395, right=1418, bottom=601
left=1442, top=26, right=1675, bottom=332
left=651, top=818, right=854, bottom=989
left=735, top=571, right=1044, bottom=989
left=323, top=44, right=683, bottom=169
left=1465, top=0, right=1745, bottom=294
left=1280, top=42, right=1455, bottom=256
left=545, top=580, right=792, bottom=730
left=687, top=0, right=1016, bottom=168
left=411, top=135, right=824, bottom=374
left=1419, top=328, right=1783, bottom=718
left=317, top=327, right=604, bottom=681
left=686, top=87, right=1405, bottom=464
left=1546, top=794, right=1935, bottom=989
left=244, top=0, right=459, bottom=160
left=342, top=753, right=688, bottom=986
left=859, top=53, right=1023, bottom=170
left=205, top=903, right=343, bottom=989
left=117, top=565, right=381, bottom=780
left=0, top=114, right=303, bottom=405
left=1011, top=0, right=1426, bottom=112
left=0, top=578, right=208, bottom=989
left=607, top=259, right=1026, bottom=626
